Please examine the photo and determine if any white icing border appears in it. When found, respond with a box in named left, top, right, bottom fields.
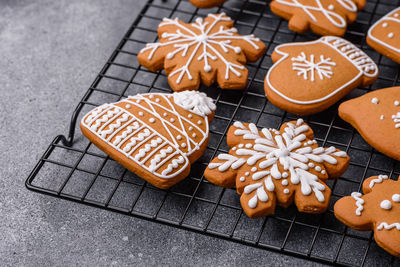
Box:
left=367, top=7, right=400, bottom=54
left=265, top=36, right=378, bottom=105
left=81, top=92, right=212, bottom=180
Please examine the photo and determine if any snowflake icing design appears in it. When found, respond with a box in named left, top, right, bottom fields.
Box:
left=291, top=52, right=336, bottom=82
left=205, top=119, right=349, bottom=217
left=138, top=13, right=265, bottom=91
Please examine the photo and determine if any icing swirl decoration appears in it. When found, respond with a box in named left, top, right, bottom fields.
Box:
left=205, top=119, right=349, bottom=218
left=138, top=13, right=266, bottom=91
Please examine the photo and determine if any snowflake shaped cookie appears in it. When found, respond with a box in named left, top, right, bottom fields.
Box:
left=138, top=13, right=266, bottom=92
left=204, top=119, right=350, bottom=218
left=334, top=175, right=400, bottom=257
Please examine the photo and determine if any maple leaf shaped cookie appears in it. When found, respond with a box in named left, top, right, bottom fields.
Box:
left=189, top=0, right=227, bottom=8
left=270, top=0, right=366, bottom=36
left=138, top=13, right=266, bottom=92
left=334, top=175, right=400, bottom=257
left=204, top=119, right=350, bottom=218
left=80, top=91, right=216, bottom=189
left=339, top=86, right=400, bottom=161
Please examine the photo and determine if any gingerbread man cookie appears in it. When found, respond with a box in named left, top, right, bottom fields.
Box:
left=138, top=13, right=266, bottom=92
left=270, top=0, right=366, bottom=36
left=264, top=36, right=378, bottom=115
left=339, top=86, right=400, bottom=161
left=190, top=0, right=227, bottom=8
left=80, top=91, right=216, bottom=189
left=334, top=175, right=400, bottom=257
left=204, top=119, right=350, bottom=218
left=367, top=7, right=400, bottom=64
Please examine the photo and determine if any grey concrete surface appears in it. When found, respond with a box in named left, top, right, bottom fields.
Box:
left=0, top=0, right=325, bottom=266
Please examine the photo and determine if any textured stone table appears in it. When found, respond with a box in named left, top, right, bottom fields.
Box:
left=0, top=0, right=323, bottom=265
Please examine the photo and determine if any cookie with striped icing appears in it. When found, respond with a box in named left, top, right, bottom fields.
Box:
left=334, top=175, right=400, bottom=257
left=80, top=91, right=215, bottom=189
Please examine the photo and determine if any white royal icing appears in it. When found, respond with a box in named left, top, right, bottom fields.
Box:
left=367, top=7, right=400, bottom=54
left=274, top=0, right=357, bottom=29
left=265, top=36, right=378, bottom=105
left=392, top=194, right=400, bottom=202
left=140, top=13, right=261, bottom=83
left=291, top=52, right=336, bottom=82
left=173, top=91, right=216, bottom=116
left=351, top=192, right=364, bottom=216
left=392, top=112, right=400, bottom=129
left=208, top=119, right=347, bottom=208
left=369, top=175, right=389, bottom=188
left=81, top=92, right=213, bottom=179
left=380, top=200, right=392, bottom=210
left=377, top=222, right=400, bottom=231
left=371, top=97, right=379, bottom=104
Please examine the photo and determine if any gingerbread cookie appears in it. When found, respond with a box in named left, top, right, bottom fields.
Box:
left=270, top=0, right=365, bottom=36
left=339, top=86, right=400, bottom=161
left=80, top=91, right=216, bottom=189
left=138, top=13, right=266, bottom=92
left=367, top=7, right=400, bottom=64
left=204, top=119, right=350, bottom=218
left=334, top=175, right=400, bottom=257
left=264, top=36, right=378, bottom=115
left=190, top=0, right=227, bottom=8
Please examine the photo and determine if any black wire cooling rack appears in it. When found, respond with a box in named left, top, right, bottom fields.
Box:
left=26, top=0, right=400, bottom=266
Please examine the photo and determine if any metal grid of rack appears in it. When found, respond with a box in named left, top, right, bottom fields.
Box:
left=26, top=0, right=400, bottom=266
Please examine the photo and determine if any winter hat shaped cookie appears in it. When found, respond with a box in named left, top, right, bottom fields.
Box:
left=270, top=0, right=366, bottom=36
left=367, top=7, right=400, bottom=64
left=204, top=119, right=350, bottom=218
left=334, top=175, right=400, bottom=257
left=339, top=86, right=400, bottom=161
left=264, top=36, right=378, bottom=115
left=80, top=91, right=216, bottom=189
left=138, top=13, right=266, bottom=92
left=189, top=0, right=227, bottom=8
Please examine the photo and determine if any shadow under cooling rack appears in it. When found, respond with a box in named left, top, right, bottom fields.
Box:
left=26, top=0, right=400, bottom=266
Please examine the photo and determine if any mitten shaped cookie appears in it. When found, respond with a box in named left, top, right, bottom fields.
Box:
left=204, top=119, right=350, bottom=218
left=339, top=86, right=400, bottom=161
left=264, top=36, right=378, bottom=115
left=80, top=91, right=216, bottom=189
left=367, top=7, right=400, bottom=64
left=190, top=0, right=227, bottom=8
left=270, top=0, right=366, bottom=36
left=334, top=175, right=400, bottom=257
left=138, top=13, right=266, bottom=92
